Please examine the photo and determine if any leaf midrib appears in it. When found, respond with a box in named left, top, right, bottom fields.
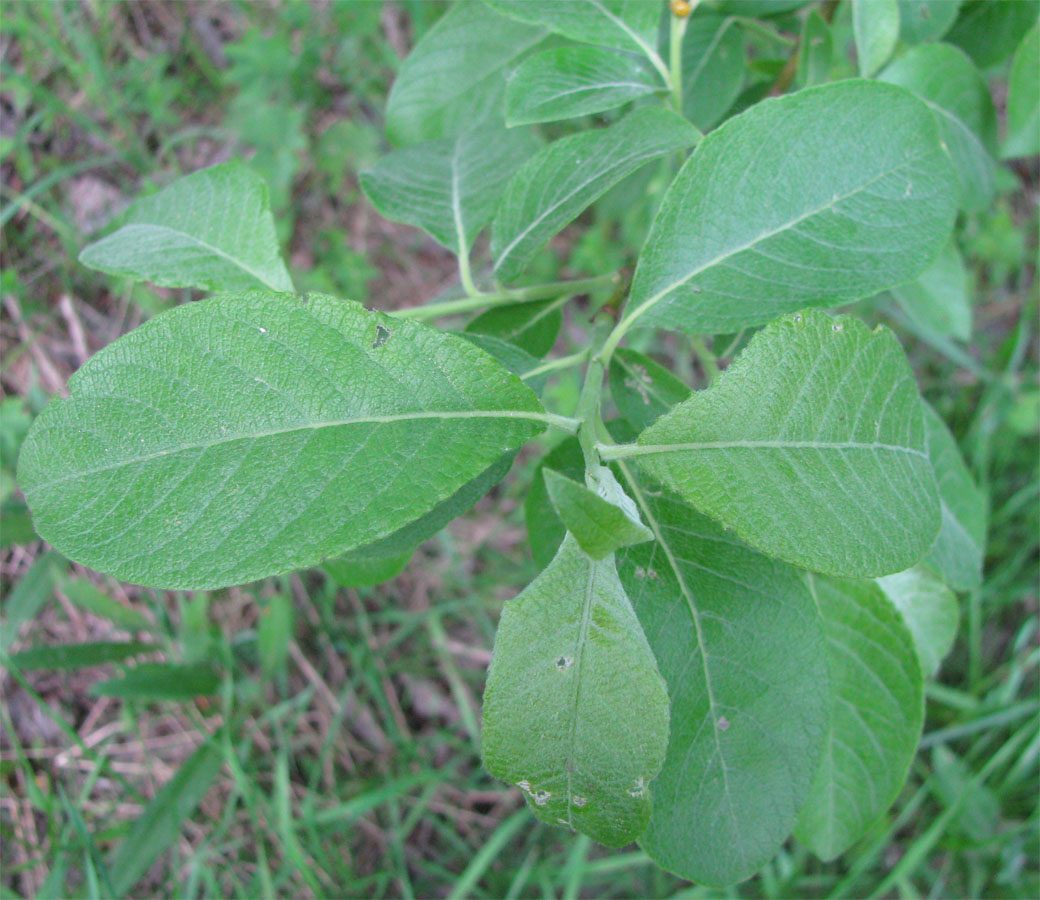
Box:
left=109, top=223, right=286, bottom=291
left=565, top=550, right=598, bottom=827
left=27, top=408, right=552, bottom=492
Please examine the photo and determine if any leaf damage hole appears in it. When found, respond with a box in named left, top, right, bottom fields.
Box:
left=372, top=323, right=392, bottom=348
left=572, top=795, right=587, bottom=808
left=257, top=326, right=268, bottom=334
left=717, top=716, right=730, bottom=732
left=533, top=789, right=551, bottom=806
left=832, top=322, right=844, bottom=333
left=634, top=566, right=659, bottom=581
left=628, top=776, right=645, bottom=798
left=555, top=655, right=573, bottom=671
left=792, top=313, right=802, bottom=323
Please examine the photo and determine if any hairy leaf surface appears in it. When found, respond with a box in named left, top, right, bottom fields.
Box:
left=482, top=535, right=669, bottom=847
left=384, top=1, right=545, bottom=145
left=877, top=565, right=959, bottom=675
left=506, top=46, right=663, bottom=126
left=492, top=107, right=699, bottom=282
left=853, top=0, right=900, bottom=75
left=79, top=161, right=292, bottom=293
left=608, top=310, right=940, bottom=578
left=796, top=574, right=924, bottom=860
left=17, top=292, right=547, bottom=589
left=360, top=125, right=540, bottom=253
left=923, top=403, right=987, bottom=590
left=682, top=14, right=745, bottom=131
left=625, top=80, right=957, bottom=335
left=615, top=466, right=829, bottom=886
left=609, top=348, right=691, bottom=431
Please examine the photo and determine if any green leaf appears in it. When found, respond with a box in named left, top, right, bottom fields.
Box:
left=79, top=161, right=293, bottom=293
left=1003, top=22, right=1040, bottom=159
left=526, top=437, right=585, bottom=569
left=60, top=578, right=153, bottom=632
left=324, top=547, right=413, bottom=588
left=854, top=0, right=900, bottom=75
left=466, top=297, right=565, bottom=358
left=17, top=292, right=548, bottom=590
left=92, top=662, right=221, bottom=700
left=796, top=10, right=834, bottom=89
left=682, top=15, right=745, bottom=132
left=485, top=0, right=662, bottom=56
left=360, top=125, right=540, bottom=254
left=257, top=593, right=293, bottom=677
left=877, top=565, right=959, bottom=675
left=461, top=333, right=548, bottom=394
left=795, top=574, right=924, bottom=861
left=109, top=739, right=224, bottom=897
left=492, top=107, right=699, bottom=282
left=946, top=0, right=1039, bottom=68
left=482, top=534, right=669, bottom=848
left=615, top=467, right=829, bottom=886
left=922, top=403, right=987, bottom=591
left=607, top=309, right=941, bottom=578
left=608, top=348, right=691, bottom=431
left=6, top=640, right=156, bottom=671
left=505, top=46, right=663, bottom=126
left=897, top=0, right=962, bottom=44
left=1, top=550, right=61, bottom=652
left=544, top=468, right=652, bottom=559
left=879, top=43, right=998, bottom=212
left=385, top=1, right=546, bottom=145
left=624, top=81, right=958, bottom=335
left=892, top=239, right=972, bottom=341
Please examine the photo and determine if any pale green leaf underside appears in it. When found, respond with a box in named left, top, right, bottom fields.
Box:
left=384, top=1, right=545, bottom=145
left=17, top=292, right=547, bottom=590
left=879, top=43, right=999, bottom=212
left=877, top=565, right=959, bottom=676
left=853, top=0, right=900, bottom=76
left=1003, top=22, right=1040, bottom=159
left=922, top=403, right=987, bottom=591
left=625, top=80, right=958, bottom=335
left=360, top=125, right=540, bottom=253
left=544, top=468, right=652, bottom=559
left=615, top=466, right=829, bottom=886
left=613, top=309, right=940, bottom=578
left=485, top=0, right=661, bottom=56
left=506, top=46, right=663, bottom=126
left=492, top=106, right=699, bottom=282
left=525, top=437, right=586, bottom=570
left=482, top=534, right=669, bottom=848
left=892, top=239, right=971, bottom=341
left=609, top=347, right=691, bottom=432
left=796, top=574, right=924, bottom=860
left=79, top=161, right=293, bottom=293
left=682, top=14, right=745, bottom=131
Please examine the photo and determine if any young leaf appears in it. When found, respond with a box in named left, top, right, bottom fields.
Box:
left=109, top=739, right=224, bottom=897
left=853, top=0, right=900, bottom=76
left=384, top=1, right=546, bottom=145
left=1003, top=22, right=1040, bottom=159
left=609, top=348, right=691, bottom=431
left=879, top=43, right=998, bottom=211
left=544, top=468, right=652, bottom=559
left=877, top=565, right=959, bottom=676
left=492, top=107, right=699, bottom=281
left=796, top=10, right=833, bottom=89
left=615, top=467, right=829, bottom=886
left=17, top=292, right=549, bottom=590
left=892, top=239, right=972, bottom=341
left=359, top=124, right=540, bottom=254
left=485, top=0, right=662, bottom=58
left=795, top=574, right=924, bottom=861
left=79, top=161, right=293, bottom=293
left=624, top=81, right=957, bottom=335
left=605, top=310, right=941, bottom=578
left=6, top=640, right=156, bottom=671
left=482, top=534, right=669, bottom=848
left=526, top=437, right=586, bottom=569
left=466, top=297, right=565, bottom=358
left=682, top=14, right=745, bottom=131
left=92, top=662, right=221, bottom=700
left=505, top=46, right=663, bottom=126
left=922, top=402, right=987, bottom=591
left=897, top=0, right=961, bottom=44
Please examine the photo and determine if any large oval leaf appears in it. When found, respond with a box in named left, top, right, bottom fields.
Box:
left=624, top=80, right=958, bottom=335
left=79, top=161, right=293, bottom=293
left=482, top=534, right=670, bottom=848
left=615, top=465, right=829, bottom=886
left=795, top=574, right=924, bottom=860
left=604, top=309, right=941, bottom=578
left=17, top=292, right=548, bottom=589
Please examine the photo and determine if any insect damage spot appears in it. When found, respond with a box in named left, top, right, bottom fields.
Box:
left=628, top=776, right=645, bottom=797
left=533, top=789, right=551, bottom=806
left=372, top=323, right=392, bottom=348
left=572, top=795, right=587, bottom=807
left=832, top=322, right=844, bottom=333
left=555, top=655, right=573, bottom=671
left=717, top=716, right=731, bottom=731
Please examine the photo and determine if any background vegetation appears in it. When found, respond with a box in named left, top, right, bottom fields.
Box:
left=1, top=1, right=1036, bottom=898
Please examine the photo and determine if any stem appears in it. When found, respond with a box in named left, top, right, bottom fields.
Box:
left=457, top=246, right=480, bottom=299
left=541, top=413, right=582, bottom=434
left=689, top=333, right=719, bottom=382
left=520, top=350, right=589, bottom=382
left=391, top=272, right=619, bottom=321
left=575, top=318, right=613, bottom=478
left=669, top=6, right=690, bottom=112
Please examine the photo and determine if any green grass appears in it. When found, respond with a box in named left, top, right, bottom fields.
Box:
left=1, top=2, right=1037, bottom=898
